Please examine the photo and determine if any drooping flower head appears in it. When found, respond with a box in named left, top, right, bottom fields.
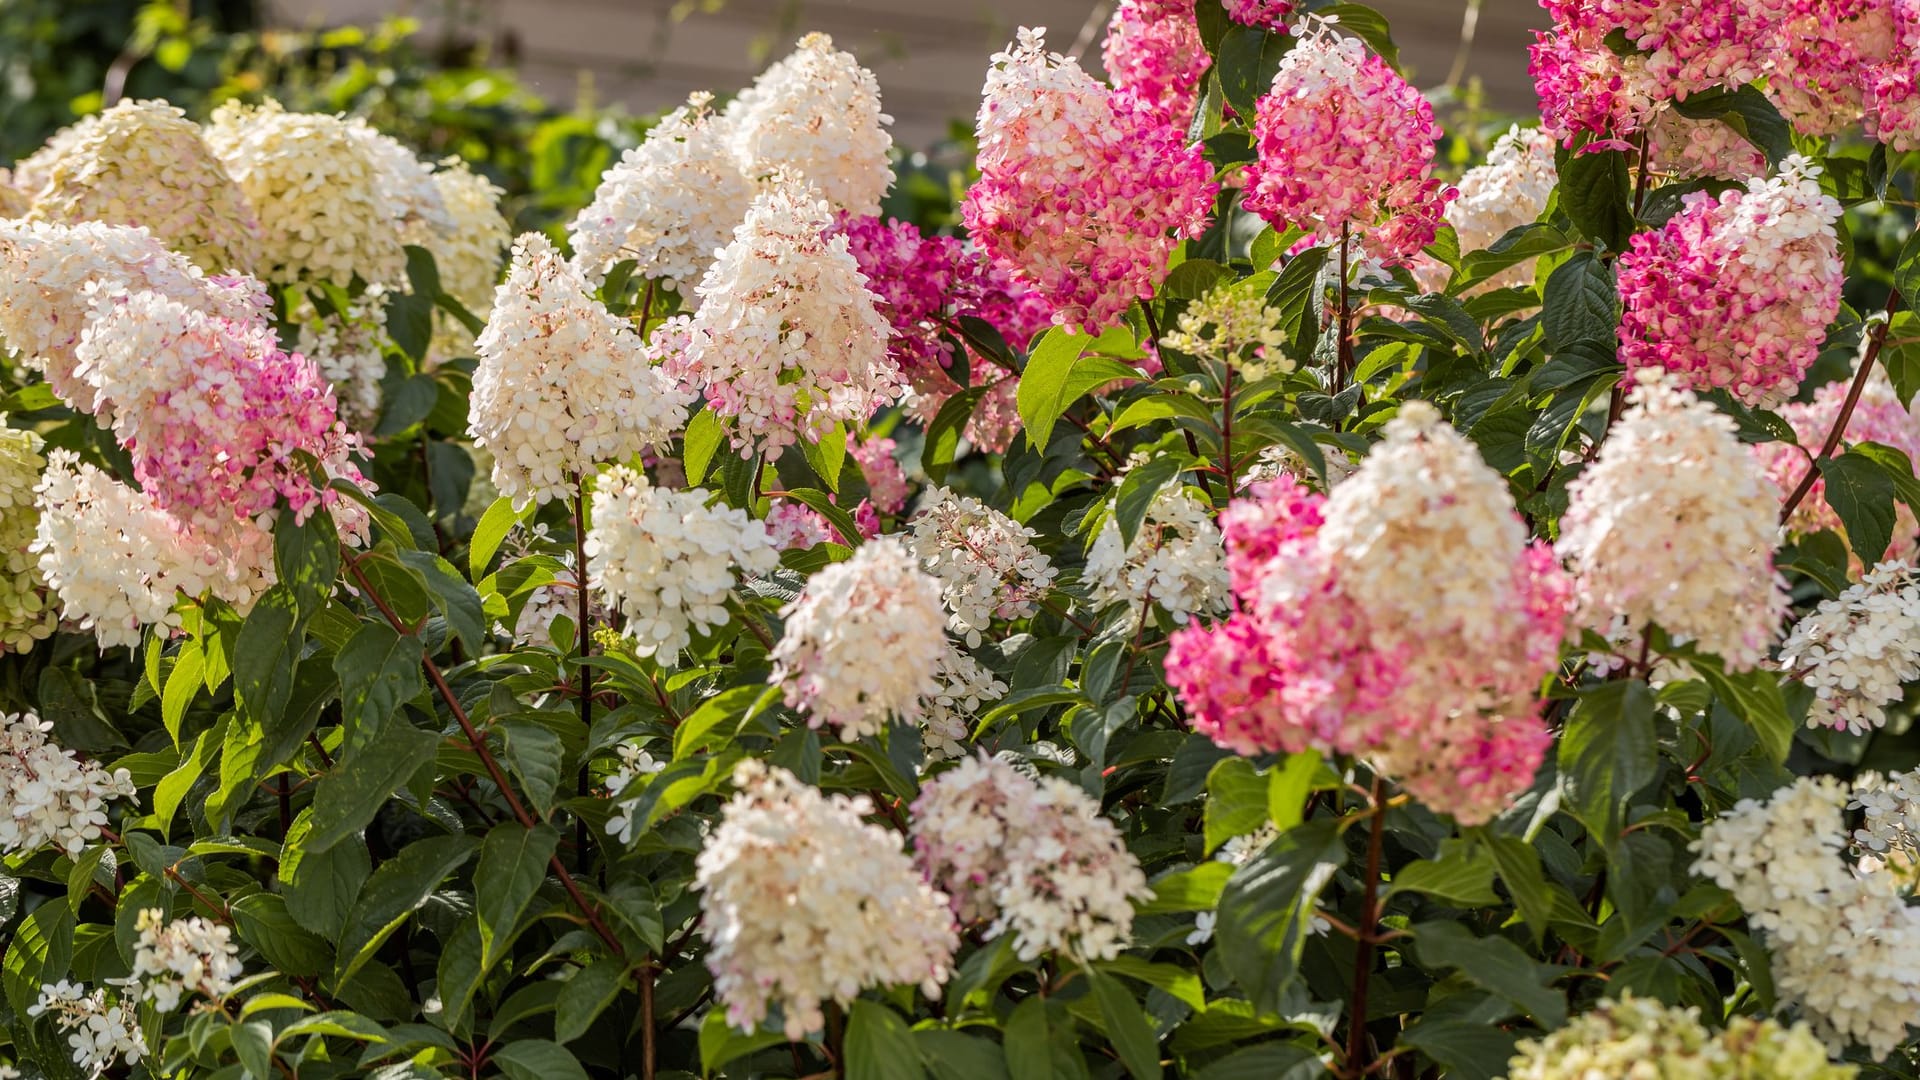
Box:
left=203, top=100, right=408, bottom=288
left=1166, top=404, right=1569, bottom=824
left=0, top=709, right=135, bottom=856
left=470, top=233, right=692, bottom=507
left=1508, top=995, right=1854, bottom=1079
left=586, top=465, right=780, bottom=662
left=726, top=33, right=894, bottom=216
left=912, top=754, right=1150, bottom=961
left=33, top=451, right=272, bottom=648
left=1616, top=155, right=1842, bottom=407
left=569, top=92, right=753, bottom=289
left=695, top=761, right=957, bottom=1039
left=1557, top=371, right=1789, bottom=669
left=73, top=284, right=369, bottom=543
left=24, top=99, right=260, bottom=274
left=964, top=27, right=1217, bottom=332
left=768, top=536, right=948, bottom=739
left=0, top=219, right=259, bottom=401
left=671, top=175, right=900, bottom=459
left=1101, top=0, right=1211, bottom=126
left=1242, top=20, right=1454, bottom=267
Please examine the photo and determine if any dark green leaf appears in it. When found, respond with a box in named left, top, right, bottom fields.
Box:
left=492, top=1039, right=590, bottom=1080
left=475, top=822, right=559, bottom=977
left=1541, top=252, right=1618, bottom=350
left=335, top=834, right=479, bottom=984
left=308, top=713, right=439, bottom=852
left=1087, top=967, right=1163, bottom=1080
left=1412, top=922, right=1565, bottom=1026
left=1203, top=758, right=1269, bottom=854
left=1216, top=819, right=1342, bottom=1013
left=1559, top=679, right=1657, bottom=833
left=1820, top=451, right=1898, bottom=565
left=846, top=1000, right=928, bottom=1080
left=554, top=956, right=627, bottom=1044
left=333, top=623, right=425, bottom=750
left=1559, top=148, right=1633, bottom=251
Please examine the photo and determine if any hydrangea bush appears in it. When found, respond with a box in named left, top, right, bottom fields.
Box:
left=7, top=3, right=1920, bottom=1078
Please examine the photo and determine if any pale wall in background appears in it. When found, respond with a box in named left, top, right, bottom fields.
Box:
left=266, top=0, right=1547, bottom=143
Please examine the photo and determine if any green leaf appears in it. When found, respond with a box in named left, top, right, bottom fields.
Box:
left=1004, top=996, right=1059, bottom=1080
left=1559, top=679, right=1657, bottom=832
left=39, top=666, right=125, bottom=753
left=917, top=1031, right=1013, bottom=1080
left=231, top=893, right=333, bottom=978
left=398, top=549, right=489, bottom=653
left=4, top=899, right=73, bottom=1014
left=1140, top=862, right=1234, bottom=915
left=1266, top=750, right=1321, bottom=832
left=503, top=721, right=566, bottom=815
left=333, top=623, right=425, bottom=750
left=1204, top=758, right=1269, bottom=854
left=1693, top=660, right=1794, bottom=765
left=1854, top=440, right=1920, bottom=516
left=1191, top=1043, right=1323, bottom=1080
left=1099, top=957, right=1206, bottom=1011
left=682, top=406, right=726, bottom=487
left=1398, top=1019, right=1519, bottom=1080
left=161, top=646, right=205, bottom=748
left=308, top=714, right=440, bottom=852
left=554, top=956, right=627, bottom=1044
left=1018, top=327, right=1140, bottom=450
left=924, top=385, right=990, bottom=483
left=232, top=1018, right=277, bottom=1080
left=1559, top=148, right=1632, bottom=252
left=1087, top=967, right=1163, bottom=1080
left=279, top=807, right=370, bottom=938
left=1540, top=251, right=1618, bottom=350
left=1216, top=25, right=1292, bottom=117
left=800, top=424, right=847, bottom=492
left=1215, top=819, right=1343, bottom=1014
left=782, top=488, right=864, bottom=549
left=475, top=822, right=559, bottom=978
left=1822, top=450, right=1899, bottom=565
left=1107, top=392, right=1217, bottom=434
left=234, top=585, right=302, bottom=736
left=699, top=1008, right=788, bottom=1074
left=1114, top=455, right=1187, bottom=549
left=846, top=1000, right=928, bottom=1080
left=492, top=1039, right=590, bottom=1080
left=335, top=834, right=479, bottom=985
left=1412, top=921, right=1566, bottom=1026
left=470, top=495, right=531, bottom=579
left=1484, top=834, right=1555, bottom=948
left=274, top=509, right=340, bottom=615
left=1386, top=846, right=1500, bottom=906
left=1318, top=3, right=1399, bottom=68
left=1670, top=85, right=1793, bottom=167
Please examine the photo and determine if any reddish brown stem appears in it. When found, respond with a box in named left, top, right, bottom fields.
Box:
left=1780, top=289, right=1902, bottom=522
left=1344, top=775, right=1387, bottom=1078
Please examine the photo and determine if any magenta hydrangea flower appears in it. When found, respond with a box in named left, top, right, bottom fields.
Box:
left=1615, top=155, right=1842, bottom=407
left=1101, top=0, right=1211, bottom=126
left=1165, top=407, right=1570, bottom=825
left=1224, top=0, right=1295, bottom=30
left=1241, top=23, right=1454, bottom=267
left=963, top=28, right=1217, bottom=333
left=1867, top=0, right=1920, bottom=149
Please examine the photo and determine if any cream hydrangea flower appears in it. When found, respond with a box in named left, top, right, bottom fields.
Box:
left=28, top=980, right=143, bottom=1075
left=0, top=421, right=57, bottom=654
left=0, top=710, right=135, bottom=856
left=128, top=909, right=244, bottom=1012
left=1508, top=995, right=1853, bottom=1079
left=1779, top=560, right=1920, bottom=735
left=24, top=99, right=261, bottom=274
left=423, top=160, right=511, bottom=359
left=1085, top=480, right=1229, bottom=624
left=469, top=233, right=692, bottom=508
left=906, top=485, right=1056, bottom=646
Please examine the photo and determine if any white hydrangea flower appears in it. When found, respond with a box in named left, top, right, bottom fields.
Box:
left=291, top=286, right=390, bottom=430
left=32, top=450, right=271, bottom=648
left=907, top=486, right=1057, bottom=646
left=23, top=99, right=261, bottom=275
left=0, top=219, right=259, bottom=402
left=586, top=465, right=779, bottom=662
left=469, top=233, right=693, bottom=508
left=507, top=553, right=604, bottom=651
left=1429, top=123, right=1556, bottom=293
left=604, top=741, right=668, bottom=846
left=423, top=160, right=511, bottom=359
left=0, top=710, right=135, bottom=856
left=1321, top=402, right=1530, bottom=648
left=569, top=92, right=752, bottom=290
left=12, top=116, right=100, bottom=194
left=695, top=761, right=956, bottom=1039
left=1779, top=561, right=1920, bottom=735
left=1507, top=995, right=1852, bottom=1079
left=345, top=119, right=453, bottom=240
left=923, top=643, right=1007, bottom=760
left=203, top=100, right=407, bottom=287
left=672, top=174, right=900, bottom=459
left=1692, top=775, right=1920, bottom=1058
left=1085, top=481, right=1229, bottom=624
left=128, top=909, right=243, bottom=1012
left=28, top=980, right=143, bottom=1076
left=726, top=33, right=894, bottom=215
left=1557, top=370, right=1789, bottom=670
left=770, top=536, right=947, bottom=739
left=911, top=753, right=1150, bottom=961
left=1850, top=768, right=1920, bottom=860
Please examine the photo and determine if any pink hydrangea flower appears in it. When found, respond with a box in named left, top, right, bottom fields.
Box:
left=1102, top=0, right=1211, bottom=126
left=1225, top=0, right=1295, bottom=30
left=964, top=28, right=1217, bottom=333
left=1241, top=23, right=1455, bottom=267
left=848, top=435, right=910, bottom=515
left=1755, top=371, right=1920, bottom=560
left=1615, top=155, right=1841, bottom=407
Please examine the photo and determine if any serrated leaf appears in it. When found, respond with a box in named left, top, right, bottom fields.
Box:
left=1216, top=819, right=1342, bottom=1014
left=231, top=893, right=332, bottom=977
left=470, top=495, right=531, bottom=579
left=1820, top=451, right=1897, bottom=565
left=492, top=1039, right=589, bottom=1080
left=1387, top=847, right=1500, bottom=906
left=682, top=406, right=725, bottom=486
left=475, top=823, right=559, bottom=978
left=308, top=714, right=440, bottom=852
left=1559, top=148, right=1632, bottom=252
left=1541, top=251, right=1618, bottom=350
left=334, top=623, right=425, bottom=750
left=1559, top=679, right=1656, bottom=833
left=335, top=834, right=479, bottom=985
left=554, top=956, right=626, bottom=1044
